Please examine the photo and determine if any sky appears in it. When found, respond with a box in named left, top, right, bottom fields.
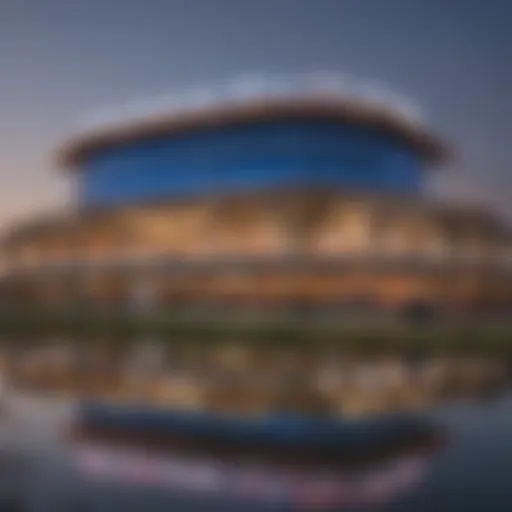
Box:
left=0, top=0, right=510, bottom=227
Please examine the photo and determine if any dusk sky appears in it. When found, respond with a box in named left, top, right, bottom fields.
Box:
left=0, top=0, right=510, bottom=227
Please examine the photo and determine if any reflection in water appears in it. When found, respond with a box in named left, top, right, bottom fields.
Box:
left=16, top=396, right=511, bottom=512
left=1, top=339, right=508, bottom=418
left=0, top=339, right=510, bottom=511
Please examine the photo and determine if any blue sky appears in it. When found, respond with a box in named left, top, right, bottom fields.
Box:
left=0, top=0, right=510, bottom=224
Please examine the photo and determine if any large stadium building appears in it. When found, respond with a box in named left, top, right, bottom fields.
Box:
left=2, top=77, right=511, bottom=316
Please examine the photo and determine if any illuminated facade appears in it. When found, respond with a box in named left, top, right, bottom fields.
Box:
left=2, top=80, right=511, bottom=315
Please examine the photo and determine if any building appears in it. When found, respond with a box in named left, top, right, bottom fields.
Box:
left=1, top=77, right=511, bottom=316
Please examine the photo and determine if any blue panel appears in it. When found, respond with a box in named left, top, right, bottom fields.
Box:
left=80, top=401, right=430, bottom=449
left=79, top=121, right=424, bottom=207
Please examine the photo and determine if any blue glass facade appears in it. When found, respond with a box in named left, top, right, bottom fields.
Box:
left=79, top=120, right=424, bottom=207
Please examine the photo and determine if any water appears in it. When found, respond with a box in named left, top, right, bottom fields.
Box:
left=2, top=392, right=512, bottom=511
left=389, top=397, right=512, bottom=512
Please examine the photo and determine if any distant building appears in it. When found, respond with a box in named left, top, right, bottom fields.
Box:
left=1, top=77, right=511, bottom=316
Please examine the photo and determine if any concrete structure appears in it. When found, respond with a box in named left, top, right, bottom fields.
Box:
left=1, top=78, right=511, bottom=316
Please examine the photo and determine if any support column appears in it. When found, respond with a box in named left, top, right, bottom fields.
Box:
left=129, top=274, right=157, bottom=312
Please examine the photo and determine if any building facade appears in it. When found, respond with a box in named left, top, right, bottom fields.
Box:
left=1, top=83, right=511, bottom=315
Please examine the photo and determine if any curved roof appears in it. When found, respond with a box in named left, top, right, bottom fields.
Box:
left=56, top=96, right=450, bottom=169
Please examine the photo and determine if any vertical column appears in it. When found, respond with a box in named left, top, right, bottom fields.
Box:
left=129, top=273, right=157, bottom=312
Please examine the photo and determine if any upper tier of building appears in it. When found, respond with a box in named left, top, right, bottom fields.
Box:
left=56, top=80, right=449, bottom=209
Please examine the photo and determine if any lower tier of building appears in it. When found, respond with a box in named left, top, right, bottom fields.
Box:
left=2, top=257, right=512, bottom=314
left=2, top=190, right=511, bottom=315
